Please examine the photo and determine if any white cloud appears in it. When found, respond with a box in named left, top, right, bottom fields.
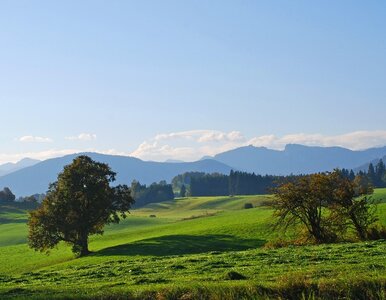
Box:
left=18, top=136, right=53, bottom=143
left=131, top=130, right=386, bottom=162
left=154, top=130, right=246, bottom=143
left=65, top=133, right=97, bottom=141
left=131, top=130, right=247, bottom=161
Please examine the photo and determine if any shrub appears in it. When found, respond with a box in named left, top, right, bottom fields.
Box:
left=223, top=271, right=247, bottom=280
left=244, top=203, right=253, bottom=209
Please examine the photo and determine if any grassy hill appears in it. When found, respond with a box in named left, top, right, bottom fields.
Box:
left=0, top=191, right=385, bottom=299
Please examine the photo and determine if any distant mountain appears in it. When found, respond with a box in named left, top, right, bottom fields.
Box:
left=0, top=158, right=40, bottom=177
left=213, top=144, right=386, bottom=175
left=0, top=153, right=233, bottom=197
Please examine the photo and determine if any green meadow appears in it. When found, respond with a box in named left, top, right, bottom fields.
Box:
left=1, top=191, right=386, bottom=299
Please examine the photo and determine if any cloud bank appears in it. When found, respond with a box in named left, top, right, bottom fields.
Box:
left=130, top=130, right=386, bottom=162
left=3, top=130, right=386, bottom=164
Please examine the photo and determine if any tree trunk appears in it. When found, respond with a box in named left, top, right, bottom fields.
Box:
left=77, top=233, right=90, bottom=256
left=79, top=242, right=90, bottom=256
left=350, top=213, right=367, bottom=240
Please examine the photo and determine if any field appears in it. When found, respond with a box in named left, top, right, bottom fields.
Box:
left=0, top=191, right=386, bottom=299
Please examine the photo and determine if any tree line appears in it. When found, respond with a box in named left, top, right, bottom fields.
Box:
left=130, top=180, right=174, bottom=207
left=172, top=159, right=386, bottom=198
left=358, top=159, right=386, bottom=188
left=0, top=181, right=174, bottom=210
left=174, top=171, right=302, bottom=197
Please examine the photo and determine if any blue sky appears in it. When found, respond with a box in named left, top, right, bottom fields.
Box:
left=1, top=1, right=386, bottom=163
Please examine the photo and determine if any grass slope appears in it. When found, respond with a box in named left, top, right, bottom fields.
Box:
left=0, top=191, right=386, bottom=299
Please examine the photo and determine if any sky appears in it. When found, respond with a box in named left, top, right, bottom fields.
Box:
left=1, top=0, right=386, bottom=164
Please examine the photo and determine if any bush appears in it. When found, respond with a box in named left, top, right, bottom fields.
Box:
left=244, top=203, right=253, bottom=209
left=366, top=224, right=386, bottom=240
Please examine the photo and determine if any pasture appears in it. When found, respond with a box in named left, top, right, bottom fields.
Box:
left=0, top=191, right=385, bottom=299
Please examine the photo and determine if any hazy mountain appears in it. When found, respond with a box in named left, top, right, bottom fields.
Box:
left=213, top=144, right=386, bottom=175
left=0, top=153, right=233, bottom=197
left=0, top=158, right=40, bottom=177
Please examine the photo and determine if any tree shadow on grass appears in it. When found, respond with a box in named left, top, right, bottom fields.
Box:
left=93, top=234, right=265, bottom=257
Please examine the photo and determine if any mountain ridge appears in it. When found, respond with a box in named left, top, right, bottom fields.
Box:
left=0, top=158, right=40, bottom=177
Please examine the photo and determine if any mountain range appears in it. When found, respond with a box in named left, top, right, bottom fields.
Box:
left=212, top=144, right=386, bottom=175
left=1, top=144, right=386, bottom=197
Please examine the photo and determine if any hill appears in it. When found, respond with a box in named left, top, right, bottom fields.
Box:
left=0, top=191, right=385, bottom=299
left=0, top=153, right=232, bottom=197
left=213, top=144, right=386, bottom=175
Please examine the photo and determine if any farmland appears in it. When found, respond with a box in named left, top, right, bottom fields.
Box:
left=0, top=191, right=385, bottom=299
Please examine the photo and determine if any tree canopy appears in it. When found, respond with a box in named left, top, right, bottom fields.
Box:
left=28, top=155, right=134, bottom=256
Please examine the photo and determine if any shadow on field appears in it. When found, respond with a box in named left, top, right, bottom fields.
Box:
left=94, top=234, right=265, bottom=257
left=0, top=218, right=27, bottom=224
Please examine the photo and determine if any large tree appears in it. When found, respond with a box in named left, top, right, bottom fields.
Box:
left=28, top=155, right=134, bottom=256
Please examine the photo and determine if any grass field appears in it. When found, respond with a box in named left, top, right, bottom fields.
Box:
left=0, top=191, right=385, bottom=299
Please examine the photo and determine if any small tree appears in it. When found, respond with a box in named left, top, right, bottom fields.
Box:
left=273, top=174, right=336, bottom=243
left=0, top=187, right=16, bottom=203
left=367, top=163, right=376, bottom=185
left=28, top=156, right=134, bottom=256
left=180, top=184, right=186, bottom=197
